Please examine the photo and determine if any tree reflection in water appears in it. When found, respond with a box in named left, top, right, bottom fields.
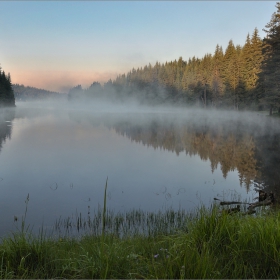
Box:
left=0, top=108, right=15, bottom=152
left=68, top=110, right=280, bottom=197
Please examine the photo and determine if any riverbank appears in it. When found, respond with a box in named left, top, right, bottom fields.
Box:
left=1, top=205, right=280, bottom=279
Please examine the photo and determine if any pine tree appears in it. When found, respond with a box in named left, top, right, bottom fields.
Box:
left=0, top=66, right=15, bottom=107
left=197, top=54, right=212, bottom=107
left=250, top=28, right=263, bottom=90
left=259, top=2, right=280, bottom=115
left=241, top=34, right=253, bottom=90
left=211, top=45, right=224, bottom=107
left=242, top=29, right=264, bottom=108
left=223, top=40, right=243, bottom=109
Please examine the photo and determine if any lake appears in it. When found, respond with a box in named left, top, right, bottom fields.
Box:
left=0, top=101, right=279, bottom=237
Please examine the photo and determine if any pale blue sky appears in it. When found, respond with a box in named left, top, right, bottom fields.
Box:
left=0, top=1, right=277, bottom=92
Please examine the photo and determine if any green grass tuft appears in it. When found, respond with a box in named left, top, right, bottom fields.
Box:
left=1, top=205, right=280, bottom=278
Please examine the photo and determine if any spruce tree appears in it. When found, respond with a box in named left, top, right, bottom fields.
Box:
left=250, top=28, right=264, bottom=90
left=240, top=29, right=263, bottom=108
left=223, top=40, right=241, bottom=109
left=241, top=34, right=253, bottom=91
left=259, top=2, right=280, bottom=115
left=0, top=66, right=15, bottom=107
left=211, top=45, right=224, bottom=107
left=241, top=30, right=264, bottom=108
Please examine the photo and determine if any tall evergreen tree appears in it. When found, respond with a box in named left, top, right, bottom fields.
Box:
left=242, top=29, right=264, bottom=108
left=259, top=2, right=280, bottom=115
left=0, top=66, right=15, bottom=107
left=223, top=40, right=240, bottom=109
left=211, top=45, right=224, bottom=107
left=250, top=28, right=264, bottom=90
left=241, top=34, right=253, bottom=91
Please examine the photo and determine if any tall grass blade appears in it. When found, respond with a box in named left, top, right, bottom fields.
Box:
left=102, top=177, right=108, bottom=238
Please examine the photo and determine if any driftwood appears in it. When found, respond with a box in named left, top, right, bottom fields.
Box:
left=248, top=192, right=275, bottom=210
left=248, top=199, right=273, bottom=210
left=214, top=191, right=275, bottom=215
left=220, top=201, right=244, bottom=206
left=214, top=198, right=249, bottom=206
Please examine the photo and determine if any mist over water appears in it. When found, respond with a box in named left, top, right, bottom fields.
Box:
left=0, top=100, right=279, bottom=237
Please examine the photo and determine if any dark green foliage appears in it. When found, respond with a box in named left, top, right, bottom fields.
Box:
left=0, top=68, right=15, bottom=107
left=97, top=29, right=266, bottom=110
left=67, top=3, right=280, bottom=114
left=258, top=3, right=280, bottom=115
left=240, top=29, right=263, bottom=109
left=2, top=206, right=280, bottom=279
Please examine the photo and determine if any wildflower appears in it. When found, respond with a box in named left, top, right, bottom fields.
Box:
left=154, top=254, right=159, bottom=258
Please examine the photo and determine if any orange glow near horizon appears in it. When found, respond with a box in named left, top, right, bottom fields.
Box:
left=10, top=69, right=119, bottom=93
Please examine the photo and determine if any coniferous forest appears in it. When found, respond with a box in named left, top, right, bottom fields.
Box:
left=12, top=84, right=61, bottom=101
left=3, top=2, right=280, bottom=114
left=68, top=3, right=280, bottom=115
left=0, top=67, right=15, bottom=107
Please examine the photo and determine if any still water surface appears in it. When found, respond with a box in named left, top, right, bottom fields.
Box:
left=0, top=101, right=279, bottom=237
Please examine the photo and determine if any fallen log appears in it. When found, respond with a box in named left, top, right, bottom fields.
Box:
left=214, top=198, right=249, bottom=205
left=220, top=201, right=245, bottom=206
left=248, top=199, right=272, bottom=210
left=248, top=192, right=275, bottom=210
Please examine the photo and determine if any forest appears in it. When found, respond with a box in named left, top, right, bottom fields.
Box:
left=69, top=3, right=280, bottom=115
left=12, top=84, right=62, bottom=101
left=2, top=3, right=280, bottom=114
left=0, top=67, right=15, bottom=107
left=0, top=70, right=62, bottom=103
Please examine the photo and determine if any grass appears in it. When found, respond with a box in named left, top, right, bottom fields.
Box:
left=1, top=185, right=280, bottom=278
left=54, top=207, right=189, bottom=238
left=1, top=205, right=280, bottom=278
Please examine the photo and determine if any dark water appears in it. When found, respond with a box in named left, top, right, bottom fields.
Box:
left=0, top=101, right=279, bottom=237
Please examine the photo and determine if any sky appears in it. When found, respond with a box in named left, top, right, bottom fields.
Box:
left=0, top=1, right=277, bottom=93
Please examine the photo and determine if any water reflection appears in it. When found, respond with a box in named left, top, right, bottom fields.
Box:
left=0, top=104, right=279, bottom=237
left=0, top=108, right=15, bottom=151
left=112, top=117, right=258, bottom=191
left=255, top=132, right=280, bottom=194
left=68, top=109, right=280, bottom=195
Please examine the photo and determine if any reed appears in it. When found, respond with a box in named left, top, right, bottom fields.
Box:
left=1, top=187, right=280, bottom=278
left=54, top=207, right=189, bottom=238
left=102, top=177, right=108, bottom=238
left=1, top=205, right=280, bottom=278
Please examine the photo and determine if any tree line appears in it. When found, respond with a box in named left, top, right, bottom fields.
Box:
left=12, top=84, right=62, bottom=101
left=0, top=66, right=15, bottom=107
left=69, top=3, right=280, bottom=114
left=111, top=28, right=263, bottom=110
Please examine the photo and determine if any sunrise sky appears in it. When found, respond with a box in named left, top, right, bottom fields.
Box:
left=0, top=1, right=277, bottom=93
